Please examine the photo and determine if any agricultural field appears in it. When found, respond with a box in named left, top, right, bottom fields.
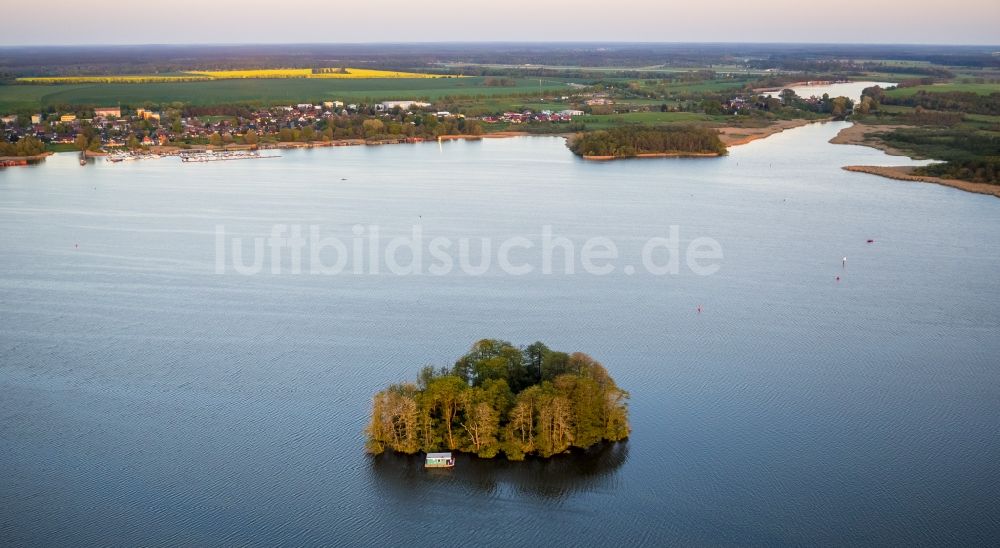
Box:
left=886, top=82, right=1000, bottom=97
left=626, top=77, right=755, bottom=95
left=16, top=74, right=212, bottom=84
left=0, top=77, right=581, bottom=111
left=187, top=68, right=450, bottom=79
left=15, top=67, right=452, bottom=84
left=574, top=111, right=719, bottom=129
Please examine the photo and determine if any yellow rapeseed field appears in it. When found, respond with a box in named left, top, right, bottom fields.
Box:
left=188, top=69, right=315, bottom=79
left=17, top=68, right=453, bottom=84
left=189, top=68, right=448, bottom=79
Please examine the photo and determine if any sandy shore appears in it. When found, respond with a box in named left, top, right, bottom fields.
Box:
left=583, top=151, right=721, bottom=161
left=843, top=165, right=1000, bottom=198
left=828, top=123, right=918, bottom=157
left=438, top=131, right=531, bottom=141
left=718, top=119, right=822, bottom=147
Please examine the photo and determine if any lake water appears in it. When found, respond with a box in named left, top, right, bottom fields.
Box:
left=766, top=81, right=896, bottom=101
left=2, top=122, right=999, bottom=546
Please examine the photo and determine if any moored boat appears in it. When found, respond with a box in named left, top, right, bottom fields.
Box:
left=425, top=452, right=455, bottom=468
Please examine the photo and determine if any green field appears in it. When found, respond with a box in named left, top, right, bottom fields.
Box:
left=0, top=77, right=581, bottom=112
left=575, top=111, right=718, bottom=129
left=651, top=79, right=753, bottom=94
left=886, top=83, right=1000, bottom=97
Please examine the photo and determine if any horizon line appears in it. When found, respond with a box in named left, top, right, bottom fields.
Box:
left=2, top=40, right=999, bottom=49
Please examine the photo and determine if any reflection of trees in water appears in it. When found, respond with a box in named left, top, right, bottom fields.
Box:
left=367, top=441, right=629, bottom=501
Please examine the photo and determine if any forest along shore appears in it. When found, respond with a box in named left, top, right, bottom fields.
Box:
left=842, top=165, right=1000, bottom=198
left=582, top=151, right=721, bottom=161
left=0, top=152, right=52, bottom=166
left=832, top=122, right=999, bottom=199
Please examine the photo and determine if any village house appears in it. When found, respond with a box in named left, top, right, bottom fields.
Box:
left=60, top=114, right=77, bottom=122
left=94, top=107, right=121, bottom=118
left=136, top=108, right=160, bottom=121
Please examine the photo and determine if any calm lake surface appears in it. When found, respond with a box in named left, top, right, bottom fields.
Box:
left=766, top=81, right=896, bottom=101
left=2, top=122, right=999, bottom=546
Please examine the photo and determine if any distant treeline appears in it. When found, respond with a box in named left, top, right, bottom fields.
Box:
left=748, top=59, right=957, bottom=78
left=873, top=89, right=1000, bottom=116
left=5, top=43, right=997, bottom=80
left=568, top=125, right=726, bottom=158
left=366, top=340, right=630, bottom=460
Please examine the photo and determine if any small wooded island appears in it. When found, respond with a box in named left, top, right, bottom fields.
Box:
left=568, top=125, right=727, bottom=159
left=366, top=339, right=630, bottom=461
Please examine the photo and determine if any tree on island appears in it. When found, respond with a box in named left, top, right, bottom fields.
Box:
left=366, top=340, right=630, bottom=460
left=568, top=125, right=726, bottom=158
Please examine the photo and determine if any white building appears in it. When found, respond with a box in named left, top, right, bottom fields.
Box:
left=380, top=100, right=432, bottom=111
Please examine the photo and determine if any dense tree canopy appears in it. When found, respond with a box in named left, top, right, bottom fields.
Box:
left=568, top=125, right=726, bottom=158
left=0, top=135, right=45, bottom=157
left=879, top=90, right=1000, bottom=116
left=366, top=340, right=630, bottom=460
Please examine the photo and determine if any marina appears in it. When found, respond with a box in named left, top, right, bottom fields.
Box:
left=179, top=150, right=280, bottom=162
left=102, top=149, right=281, bottom=164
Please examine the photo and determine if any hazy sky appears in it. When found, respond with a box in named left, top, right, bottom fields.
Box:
left=3, top=0, right=998, bottom=46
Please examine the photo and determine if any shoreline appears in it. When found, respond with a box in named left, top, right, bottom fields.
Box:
left=843, top=165, right=1000, bottom=198
left=752, top=80, right=849, bottom=94
left=832, top=122, right=998, bottom=199
left=0, top=151, right=53, bottom=167
left=828, top=122, right=921, bottom=158
left=582, top=151, right=721, bottom=161
left=577, top=119, right=824, bottom=161
left=717, top=118, right=824, bottom=147
left=437, top=131, right=532, bottom=141
left=11, top=120, right=827, bottom=167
